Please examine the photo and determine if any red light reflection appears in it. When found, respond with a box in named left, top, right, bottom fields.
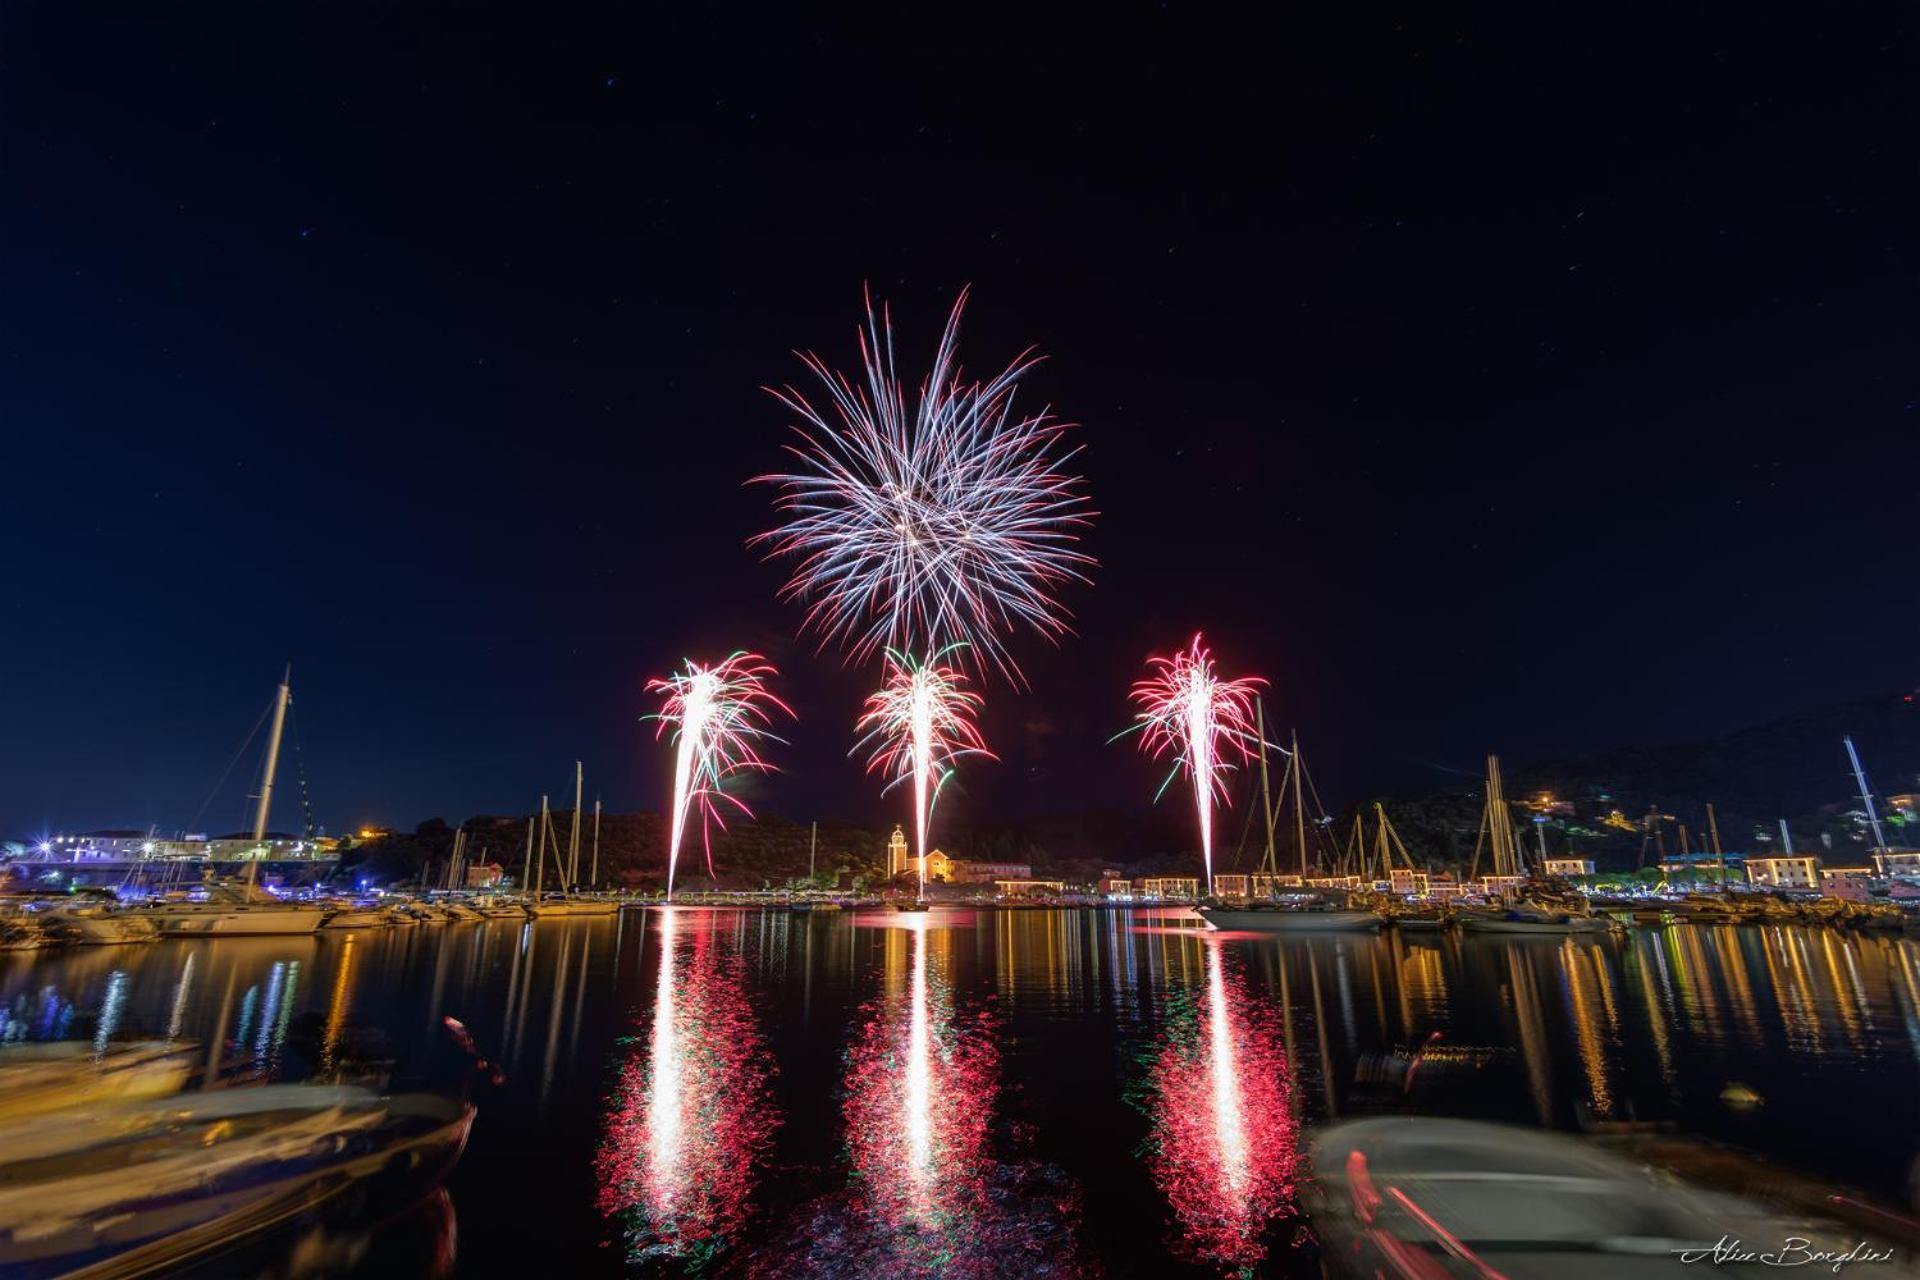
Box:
left=843, top=917, right=999, bottom=1253
left=1143, top=941, right=1299, bottom=1270
left=597, top=908, right=779, bottom=1263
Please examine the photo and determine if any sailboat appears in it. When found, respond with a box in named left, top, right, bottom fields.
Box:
left=566, top=790, right=619, bottom=916
left=143, top=669, right=324, bottom=937
left=1456, top=755, right=1613, bottom=935
left=1198, top=709, right=1381, bottom=933
left=526, top=767, right=620, bottom=918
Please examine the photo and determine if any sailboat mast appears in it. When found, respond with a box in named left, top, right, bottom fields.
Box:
left=1484, top=757, right=1498, bottom=876
left=590, top=799, right=601, bottom=889
left=252, top=667, right=293, bottom=843
left=1706, top=802, right=1726, bottom=887
left=535, top=795, right=548, bottom=896
left=1373, top=803, right=1389, bottom=879
left=1844, top=736, right=1890, bottom=853
left=568, top=761, right=583, bottom=889
left=1256, top=699, right=1277, bottom=875
left=1292, top=730, right=1307, bottom=878
left=247, top=666, right=293, bottom=887
left=522, top=812, right=535, bottom=892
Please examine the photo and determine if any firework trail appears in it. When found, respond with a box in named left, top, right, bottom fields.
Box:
left=1120, top=634, right=1265, bottom=894
left=855, top=646, right=995, bottom=897
left=646, top=652, right=792, bottom=900
left=754, top=288, right=1096, bottom=685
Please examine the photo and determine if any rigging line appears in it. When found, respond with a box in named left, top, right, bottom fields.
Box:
left=1228, top=766, right=1261, bottom=871
left=1296, top=753, right=1344, bottom=869
left=288, top=703, right=317, bottom=839
left=184, top=697, right=274, bottom=836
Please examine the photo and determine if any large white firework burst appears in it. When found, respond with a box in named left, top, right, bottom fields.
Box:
left=753, top=287, right=1096, bottom=685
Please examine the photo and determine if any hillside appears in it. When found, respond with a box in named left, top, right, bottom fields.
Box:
left=1357, top=690, right=1920, bottom=873
left=341, top=691, right=1919, bottom=887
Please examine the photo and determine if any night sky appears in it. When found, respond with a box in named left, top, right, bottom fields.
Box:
left=4, top=7, right=1915, bottom=841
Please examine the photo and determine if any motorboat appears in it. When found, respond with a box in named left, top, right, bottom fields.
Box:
left=0, top=909, right=56, bottom=952
left=889, top=900, right=930, bottom=913
left=141, top=882, right=324, bottom=937
left=1457, top=904, right=1618, bottom=935
left=37, top=904, right=160, bottom=946
left=1198, top=906, right=1382, bottom=932
left=1198, top=894, right=1382, bottom=932
left=319, top=904, right=389, bottom=930
left=1308, top=1116, right=1887, bottom=1278
left=0, top=1084, right=474, bottom=1278
left=473, top=899, right=527, bottom=920
left=0, top=1041, right=198, bottom=1123
left=562, top=897, right=620, bottom=917
left=1386, top=904, right=1450, bottom=932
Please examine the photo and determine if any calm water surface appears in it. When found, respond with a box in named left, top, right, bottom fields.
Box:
left=5, top=909, right=1919, bottom=1277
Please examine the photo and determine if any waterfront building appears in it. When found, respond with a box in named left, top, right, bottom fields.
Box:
left=464, top=861, right=504, bottom=889
left=1480, top=874, right=1524, bottom=896
left=1542, top=857, right=1595, bottom=877
left=1746, top=855, right=1818, bottom=889
left=1873, top=849, right=1920, bottom=878
left=1819, top=866, right=1873, bottom=902
left=1140, top=877, right=1199, bottom=900
left=1388, top=868, right=1431, bottom=897
left=1099, top=876, right=1130, bottom=898
left=1251, top=873, right=1303, bottom=898
left=1658, top=852, right=1746, bottom=881
left=885, top=829, right=1034, bottom=884
left=996, top=879, right=1066, bottom=899
left=953, top=859, right=1033, bottom=883
left=1212, top=873, right=1251, bottom=899
left=31, top=830, right=329, bottom=863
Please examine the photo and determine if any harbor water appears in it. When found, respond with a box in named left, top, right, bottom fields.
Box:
left=4, top=908, right=1918, bottom=1276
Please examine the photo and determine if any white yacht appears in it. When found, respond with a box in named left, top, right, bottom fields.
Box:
left=39, top=903, right=161, bottom=945
left=144, top=881, right=323, bottom=937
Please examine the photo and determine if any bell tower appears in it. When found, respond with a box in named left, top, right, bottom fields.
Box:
left=887, top=824, right=910, bottom=878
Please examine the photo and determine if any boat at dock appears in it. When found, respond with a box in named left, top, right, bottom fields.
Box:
left=319, top=904, right=389, bottom=930
left=1387, top=905, right=1449, bottom=931
left=137, top=671, right=325, bottom=938
left=1456, top=906, right=1617, bottom=935
left=0, top=1084, right=473, bottom=1278
left=142, top=881, right=324, bottom=937
left=37, top=903, right=160, bottom=945
left=0, top=908, right=56, bottom=952
left=1198, top=901, right=1383, bottom=932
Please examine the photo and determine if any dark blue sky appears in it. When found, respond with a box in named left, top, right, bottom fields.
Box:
left=3, top=7, right=1915, bottom=840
